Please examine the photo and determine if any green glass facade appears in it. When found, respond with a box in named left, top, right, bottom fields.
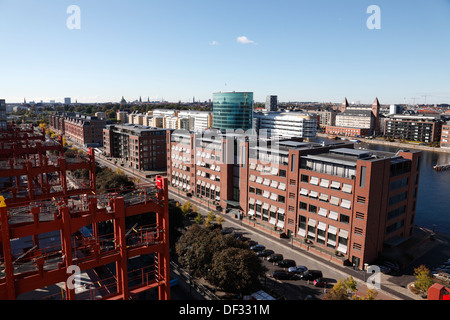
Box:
left=213, top=92, right=253, bottom=131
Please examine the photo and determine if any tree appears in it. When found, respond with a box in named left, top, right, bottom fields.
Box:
left=205, top=211, right=216, bottom=228
left=175, top=224, right=266, bottom=293
left=325, top=276, right=358, bottom=300
left=194, top=212, right=205, bottom=225
left=180, top=201, right=192, bottom=216
left=208, top=247, right=266, bottom=294
left=414, top=265, right=434, bottom=294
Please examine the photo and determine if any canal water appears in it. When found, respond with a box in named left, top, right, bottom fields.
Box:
left=314, top=138, right=450, bottom=234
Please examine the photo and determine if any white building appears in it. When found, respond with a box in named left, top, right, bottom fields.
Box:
left=253, top=111, right=317, bottom=139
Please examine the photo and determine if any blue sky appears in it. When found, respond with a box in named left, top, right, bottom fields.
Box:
left=1, top=0, right=450, bottom=104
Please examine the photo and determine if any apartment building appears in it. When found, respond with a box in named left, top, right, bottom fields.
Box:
left=253, top=111, right=317, bottom=139
left=313, top=110, right=336, bottom=128
left=167, top=129, right=238, bottom=210
left=440, top=122, right=450, bottom=149
left=384, top=114, right=443, bottom=143
left=103, top=124, right=168, bottom=171
left=167, top=131, right=421, bottom=268
left=241, top=140, right=421, bottom=268
left=49, top=112, right=106, bottom=146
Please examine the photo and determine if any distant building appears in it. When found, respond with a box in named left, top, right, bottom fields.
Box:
left=265, top=95, right=278, bottom=112
left=253, top=111, right=317, bottom=139
left=48, top=112, right=106, bottom=147
left=116, top=110, right=129, bottom=123
left=178, top=110, right=213, bottom=131
left=326, top=98, right=381, bottom=137
left=0, top=99, right=7, bottom=130
left=213, top=92, right=253, bottom=131
left=103, top=124, right=168, bottom=171
left=384, top=114, right=443, bottom=143
left=64, top=97, right=71, bottom=105
left=440, top=122, right=450, bottom=148
left=313, top=110, right=336, bottom=128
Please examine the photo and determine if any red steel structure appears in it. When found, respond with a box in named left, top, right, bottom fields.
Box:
left=0, top=124, right=170, bottom=300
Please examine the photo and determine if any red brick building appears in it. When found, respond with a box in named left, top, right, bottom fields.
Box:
left=103, top=124, right=167, bottom=171
left=167, top=131, right=422, bottom=269
left=48, top=112, right=106, bottom=147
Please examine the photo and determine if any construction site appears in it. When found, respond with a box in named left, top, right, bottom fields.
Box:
left=0, top=123, right=171, bottom=300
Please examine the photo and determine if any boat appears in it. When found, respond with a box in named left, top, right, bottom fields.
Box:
left=434, top=164, right=450, bottom=171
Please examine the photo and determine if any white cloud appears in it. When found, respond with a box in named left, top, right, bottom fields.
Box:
left=209, top=40, right=219, bottom=46
left=236, top=36, right=257, bottom=45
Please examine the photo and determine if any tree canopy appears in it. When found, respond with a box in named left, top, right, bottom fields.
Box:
left=175, top=224, right=266, bottom=294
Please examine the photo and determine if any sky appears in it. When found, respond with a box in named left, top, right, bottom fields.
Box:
left=1, top=0, right=450, bottom=105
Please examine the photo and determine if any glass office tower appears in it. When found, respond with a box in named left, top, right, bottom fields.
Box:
left=213, top=92, right=253, bottom=131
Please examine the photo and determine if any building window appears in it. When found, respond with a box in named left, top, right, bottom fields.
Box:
left=340, top=214, right=350, bottom=224
left=309, top=205, right=317, bottom=214
left=360, top=166, right=366, bottom=188
left=299, top=202, right=307, bottom=211
left=301, top=174, right=309, bottom=183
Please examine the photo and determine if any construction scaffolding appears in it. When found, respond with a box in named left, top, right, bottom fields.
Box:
left=0, top=124, right=170, bottom=300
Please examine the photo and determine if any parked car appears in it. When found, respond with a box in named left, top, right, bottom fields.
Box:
left=288, top=265, right=308, bottom=274
left=300, top=270, right=323, bottom=281
left=382, top=261, right=400, bottom=272
left=247, top=240, right=258, bottom=247
left=221, top=228, right=232, bottom=235
left=277, top=259, right=296, bottom=268
left=271, top=270, right=297, bottom=280
left=267, top=254, right=284, bottom=263
left=250, top=244, right=265, bottom=252
left=378, top=265, right=392, bottom=274
left=257, top=249, right=274, bottom=258
left=313, top=278, right=328, bottom=287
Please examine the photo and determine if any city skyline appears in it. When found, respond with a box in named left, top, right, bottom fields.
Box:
left=1, top=0, right=450, bottom=104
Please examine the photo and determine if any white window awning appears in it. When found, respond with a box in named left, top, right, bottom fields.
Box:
left=330, top=196, right=340, bottom=206
left=328, top=211, right=338, bottom=221
left=308, top=218, right=316, bottom=227
left=341, top=199, right=351, bottom=209
left=278, top=183, right=286, bottom=191
left=263, top=191, right=270, bottom=198
left=310, top=177, right=319, bottom=185
left=330, top=181, right=341, bottom=190
left=320, top=179, right=330, bottom=188
left=270, top=180, right=278, bottom=188
left=338, top=229, right=349, bottom=239
left=263, top=178, right=270, bottom=186
left=318, top=222, right=327, bottom=231
left=319, top=193, right=329, bottom=201
left=342, top=183, right=353, bottom=194
left=318, top=207, right=327, bottom=217
left=298, top=228, right=306, bottom=237
left=309, top=191, right=318, bottom=198
left=256, top=177, right=263, bottom=184
left=328, top=225, right=337, bottom=235
left=300, top=188, right=308, bottom=196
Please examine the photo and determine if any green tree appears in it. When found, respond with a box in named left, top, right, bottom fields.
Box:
left=205, top=211, right=216, bottom=228
left=194, top=212, right=205, bottom=225
left=414, top=265, right=434, bottom=294
left=180, top=201, right=192, bottom=216
left=325, top=276, right=358, bottom=300
left=208, top=247, right=266, bottom=294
